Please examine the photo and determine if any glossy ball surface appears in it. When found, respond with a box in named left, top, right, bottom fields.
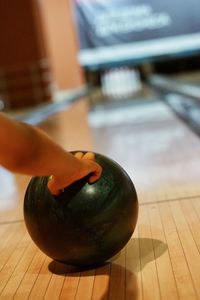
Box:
left=24, top=152, right=138, bottom=266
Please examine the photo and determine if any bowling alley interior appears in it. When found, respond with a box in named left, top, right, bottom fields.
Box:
left=1, top=1, right=200, bottom=299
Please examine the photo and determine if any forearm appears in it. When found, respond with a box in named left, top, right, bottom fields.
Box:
left=18, top=127, right=82, bottom=182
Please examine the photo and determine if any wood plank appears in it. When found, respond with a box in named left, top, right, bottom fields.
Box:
left=0, top=228, right=30, bottom=294
left=0, top=223, right=24, bottom=270
left=73, top=269, right=95, bottom=300
left=170, top=200, right=200, bottom=297
left=125, top=226, right=142, bottom=300
left=159, top=202, right=198, bottom=300
left=138, top=205, right=161, bottom=300
left=91, top=264, right=110, bottom=300
left=109, top=250, right=126, bottom=300
left=148, top=203, right=179, bottom=300
left=59, top=271, right=80, bottom=300
left=43, top=262, right=68, bottom=300
left=27, top=256, right=53, bottom=300
left=13, top=250, right=46, bottom=299
left=0, top=239, right=37, bottom=299
left=181, top=198, right=200, bottom=252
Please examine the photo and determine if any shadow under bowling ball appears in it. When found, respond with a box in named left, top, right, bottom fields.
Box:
left=24, top=152, right=139, bottom=267
left=48, top=260, right=139, bottom=300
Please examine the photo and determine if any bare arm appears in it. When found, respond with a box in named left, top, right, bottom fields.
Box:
left=0, top=113, right=102, bottom=195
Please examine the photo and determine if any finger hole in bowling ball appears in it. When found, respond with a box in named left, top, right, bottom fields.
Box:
left=54, top=174, right=91, bottom=202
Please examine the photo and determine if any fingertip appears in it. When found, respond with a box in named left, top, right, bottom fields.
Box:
left=89, top=172, right=101, bottom=184
left=83, top=152, right=95, bottom=160
left=49, top=187, right=61, bottom=196
left=47, top=179, right=60, bottom=196
left=88, top=174, right=95, bottom=183
left=74, top=152, right=84, bottom=159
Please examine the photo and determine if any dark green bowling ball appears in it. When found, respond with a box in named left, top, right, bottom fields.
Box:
left=24, top=152, right=138, bottom=266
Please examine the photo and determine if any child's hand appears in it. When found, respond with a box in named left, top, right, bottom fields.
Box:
left=47, top=152, right=102, bottom=195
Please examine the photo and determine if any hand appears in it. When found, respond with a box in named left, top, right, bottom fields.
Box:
left=47, top=152, right=102, bottom=195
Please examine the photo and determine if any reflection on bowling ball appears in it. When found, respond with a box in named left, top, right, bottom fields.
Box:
left=24, top=152, right=138, bottom=266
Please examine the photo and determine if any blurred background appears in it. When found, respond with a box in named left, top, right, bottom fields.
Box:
left=0, top=0, right=200, bottom=133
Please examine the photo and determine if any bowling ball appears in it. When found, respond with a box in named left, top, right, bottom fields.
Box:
left=24, top=152, right=138, bottom=266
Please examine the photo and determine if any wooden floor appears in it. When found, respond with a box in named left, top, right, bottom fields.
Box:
left=1, top=98, right=200, bottom=299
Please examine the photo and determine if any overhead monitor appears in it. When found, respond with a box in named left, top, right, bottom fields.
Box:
left=73, top=0, right=200, bottom=68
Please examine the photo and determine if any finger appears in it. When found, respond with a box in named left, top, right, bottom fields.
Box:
left=47, top=183, right=61, bottom=195
left=47, top=176, right=62, bottom=195
left=74, top=152, right=84, bottom=159
left=82, top=152, right=95, bottom=161
left=88, top=173, right=100, bottom=183
left=88, top=166, right=102, bottom=183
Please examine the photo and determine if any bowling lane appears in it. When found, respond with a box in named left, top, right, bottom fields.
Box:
left=89, top=99, right=200, bottom=203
